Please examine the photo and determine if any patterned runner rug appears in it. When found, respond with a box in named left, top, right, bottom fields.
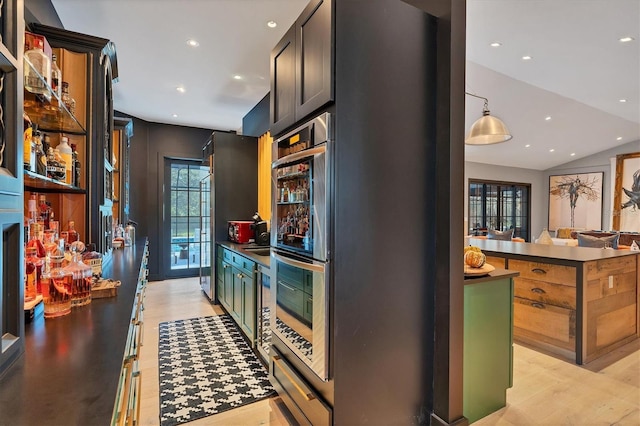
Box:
left=158, top=315, right=275, bottom=426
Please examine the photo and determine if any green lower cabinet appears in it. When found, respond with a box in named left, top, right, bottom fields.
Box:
left=463, top=276, right=514, bottom=424
left=216, top=246, right=257, bottom=344
left=223, top=261, right=234, bottom=312
left=240, top=274, right=255, bottom=340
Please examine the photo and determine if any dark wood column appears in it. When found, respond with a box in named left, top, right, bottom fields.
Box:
left=402, top=1, right=467, bottom=425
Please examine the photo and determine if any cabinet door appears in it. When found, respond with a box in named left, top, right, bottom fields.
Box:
left=232, top=267, right=244, bottom=322
left=240, top=273, right=255, bottom=341
left=222, top=261, right=233, bottom=312
left=216, top=256, right=225, bottom=304
left=270, top=24, right=296, bottom=136
left=295, top=0, right=333, bottom=121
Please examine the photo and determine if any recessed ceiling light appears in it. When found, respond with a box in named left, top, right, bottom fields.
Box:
left=570, top=153, right=576, bottom=156
left=172, top=114, right=178, bottom=118
left=549, top=149, right=555, bottom=152
left=619, top=99, right=627, bottom=103
left=545, top=116, right=552, bottom=121
left=617, top=136, right=623, bottom=140
left=186, top=39, right=199, bottom=47
left=522, top=55, right=532, bottom=60
left=176, top=86, right=185, bottom=93
left=619, top=36, right=634, bottom=43
left=525, top=144, right=531, bottom=148
left=233, top=75, right=242, bottom=80
left=490, top=42, right=502, bottom=47
left=267, top=20, right=277, bottom=28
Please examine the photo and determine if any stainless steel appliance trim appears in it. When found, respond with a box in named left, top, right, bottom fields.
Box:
left=272, top=145, right=326, bottom=169
left=273, top=111, right=331, bottom=148
left=273, top=251, right=325, bottom=273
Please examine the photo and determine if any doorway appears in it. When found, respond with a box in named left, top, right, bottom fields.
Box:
left=164, top=159, right=209, bottom=278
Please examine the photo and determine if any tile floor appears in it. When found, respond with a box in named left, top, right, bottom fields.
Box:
left=139, top=278, right=640, bottom=425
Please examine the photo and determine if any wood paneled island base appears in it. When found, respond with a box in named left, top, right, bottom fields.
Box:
left=472, top=239, right=640, bottom=364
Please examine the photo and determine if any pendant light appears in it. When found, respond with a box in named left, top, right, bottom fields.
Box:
left=465, top=92, right=512, bottom=145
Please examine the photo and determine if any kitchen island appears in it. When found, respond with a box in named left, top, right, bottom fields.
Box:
left=0, top=239, right=148, bottom=425
left=473, top=239, right=640, bottom=364
left=464, top=269, right=519, bottom=423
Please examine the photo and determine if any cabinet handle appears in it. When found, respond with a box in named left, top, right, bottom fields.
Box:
left=531, top=287, right=546, bottom=294
left=237, top=273, right=244, bottom=279
left=278, top=281, right=297, bottom=292
left=223, top=264, right=228, bottom=269
left=531, top=268, right=547, bottom=274
left=531, top=302, right=545, bottom=309
left=273, top=355, right=315, bottom=401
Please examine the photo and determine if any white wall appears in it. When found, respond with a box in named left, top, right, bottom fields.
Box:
left=546, top=139, right=640, bottom=231
left=464, top=140, right=640, bottom=240
left=464, top=162, right=547, bottom=241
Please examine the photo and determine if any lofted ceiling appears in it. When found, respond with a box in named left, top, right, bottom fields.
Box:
left=51, top=0, right=639, bottom=170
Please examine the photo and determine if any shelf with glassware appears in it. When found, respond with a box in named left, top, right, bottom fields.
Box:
left=23, top=44, right=89, bottom=247
left=111, top=117, right=132, bottom=228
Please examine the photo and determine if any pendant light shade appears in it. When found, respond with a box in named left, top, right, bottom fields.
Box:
left=465, top=93, right=512, bottom=145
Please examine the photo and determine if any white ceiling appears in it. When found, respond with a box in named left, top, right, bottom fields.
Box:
left=51, top=0, right=640, bottom=170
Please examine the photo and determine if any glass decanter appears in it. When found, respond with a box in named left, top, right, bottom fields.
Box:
left=64, top=241, right=92, bottom=307
left=42, top=254, right=72, bottom=318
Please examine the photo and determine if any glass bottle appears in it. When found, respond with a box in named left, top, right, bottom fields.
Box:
left=58, top=136, right=73, bottom=185
left=61, top=81, right=76, bottom=115
left=24, top=37, right=51, bottom=95
left=38, top=194, right=51, bottom=229
left=27, top=222, right=46, bottom=258
left=24, top=247, right=41, bottom=302
left=33, top=130, right=48, bottom=176
left=53, top=148, right=67, bottom=182
left=50, top=53, right=62, bottom=99
left=23, top=118, right=35, bottom=171
left=43, top=230, right=59, bottom=257
left=71, top=143, right=81, bottom=188
left=64, top=242, right=92, bottom=307
left=67, top=220, right=79, bottom=244
left=42, top=254, right=72, bottom=318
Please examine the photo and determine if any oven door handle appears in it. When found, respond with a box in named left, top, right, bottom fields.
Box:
left=273, top=252, right=325, bottom=273
left=272, top=145, right=326, bottom=169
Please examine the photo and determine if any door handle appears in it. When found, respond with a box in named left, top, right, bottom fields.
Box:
left=273, top=355, right=315, bottom=401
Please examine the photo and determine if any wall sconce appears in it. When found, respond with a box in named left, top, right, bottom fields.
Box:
left=465, top=92, right=512, bottom=145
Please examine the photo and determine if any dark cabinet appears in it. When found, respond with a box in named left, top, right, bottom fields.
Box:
left=270, top=0, right=333, bottom=136
left=270, top=24, right=296, bottom=137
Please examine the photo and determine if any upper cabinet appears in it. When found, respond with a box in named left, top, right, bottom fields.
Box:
left=27, top=24, right=118, bottom=257
left=270, top=0, right=333, bottom=137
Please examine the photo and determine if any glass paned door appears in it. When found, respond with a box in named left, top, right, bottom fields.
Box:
left=165, top=159, right=209, bottom=277
left=468, top=180, right=531, bottom=241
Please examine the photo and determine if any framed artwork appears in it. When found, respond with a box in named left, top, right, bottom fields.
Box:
left=613, top=152, right=640, bottom=231
left=549, top=172, right=603, bottom=231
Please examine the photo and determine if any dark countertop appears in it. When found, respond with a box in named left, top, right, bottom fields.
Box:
left=464, top=268, right=519, bottom=285
left=0, top=239, right=147, bottom=426
left=217, top=241, right=271, bottom=268
left=472, top=239, right=640, bottom=263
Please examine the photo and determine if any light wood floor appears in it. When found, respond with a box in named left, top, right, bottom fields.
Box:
left=139, top=277, right=640, bottom=425
left=138, top=277, right=291, bottom=426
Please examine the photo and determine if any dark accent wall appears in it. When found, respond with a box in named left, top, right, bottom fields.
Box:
left=241, top=92, right=270, bottom=137
left=332, top=1, right=437, bottom=423
left=24, top=0, right=63, bottom=27
left=116, top=111, right=213, bottom=281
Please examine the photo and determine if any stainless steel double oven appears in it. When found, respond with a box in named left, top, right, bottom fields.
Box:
left=270, top=112, right=332, bottom=380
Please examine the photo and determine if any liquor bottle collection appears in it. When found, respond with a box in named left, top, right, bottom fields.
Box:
left=24, top=193, right=101, bottom=318
left=23, top=113, right=81, bottom=187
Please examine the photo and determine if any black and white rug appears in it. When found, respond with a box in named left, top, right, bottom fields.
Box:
left=158, top=315, right=275, bottom=426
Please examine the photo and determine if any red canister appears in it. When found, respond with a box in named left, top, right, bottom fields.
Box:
left=228, top=221, right=254, bottom=243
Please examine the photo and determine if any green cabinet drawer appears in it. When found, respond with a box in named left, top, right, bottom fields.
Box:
left=231, top=252, right=255, bottom=275
left=277, top=280, right=304, bottom=318
left=222, top=247, right=232, bottom=262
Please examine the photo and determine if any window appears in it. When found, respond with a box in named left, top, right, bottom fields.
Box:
left=468, top=180, right=531, bottom=241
